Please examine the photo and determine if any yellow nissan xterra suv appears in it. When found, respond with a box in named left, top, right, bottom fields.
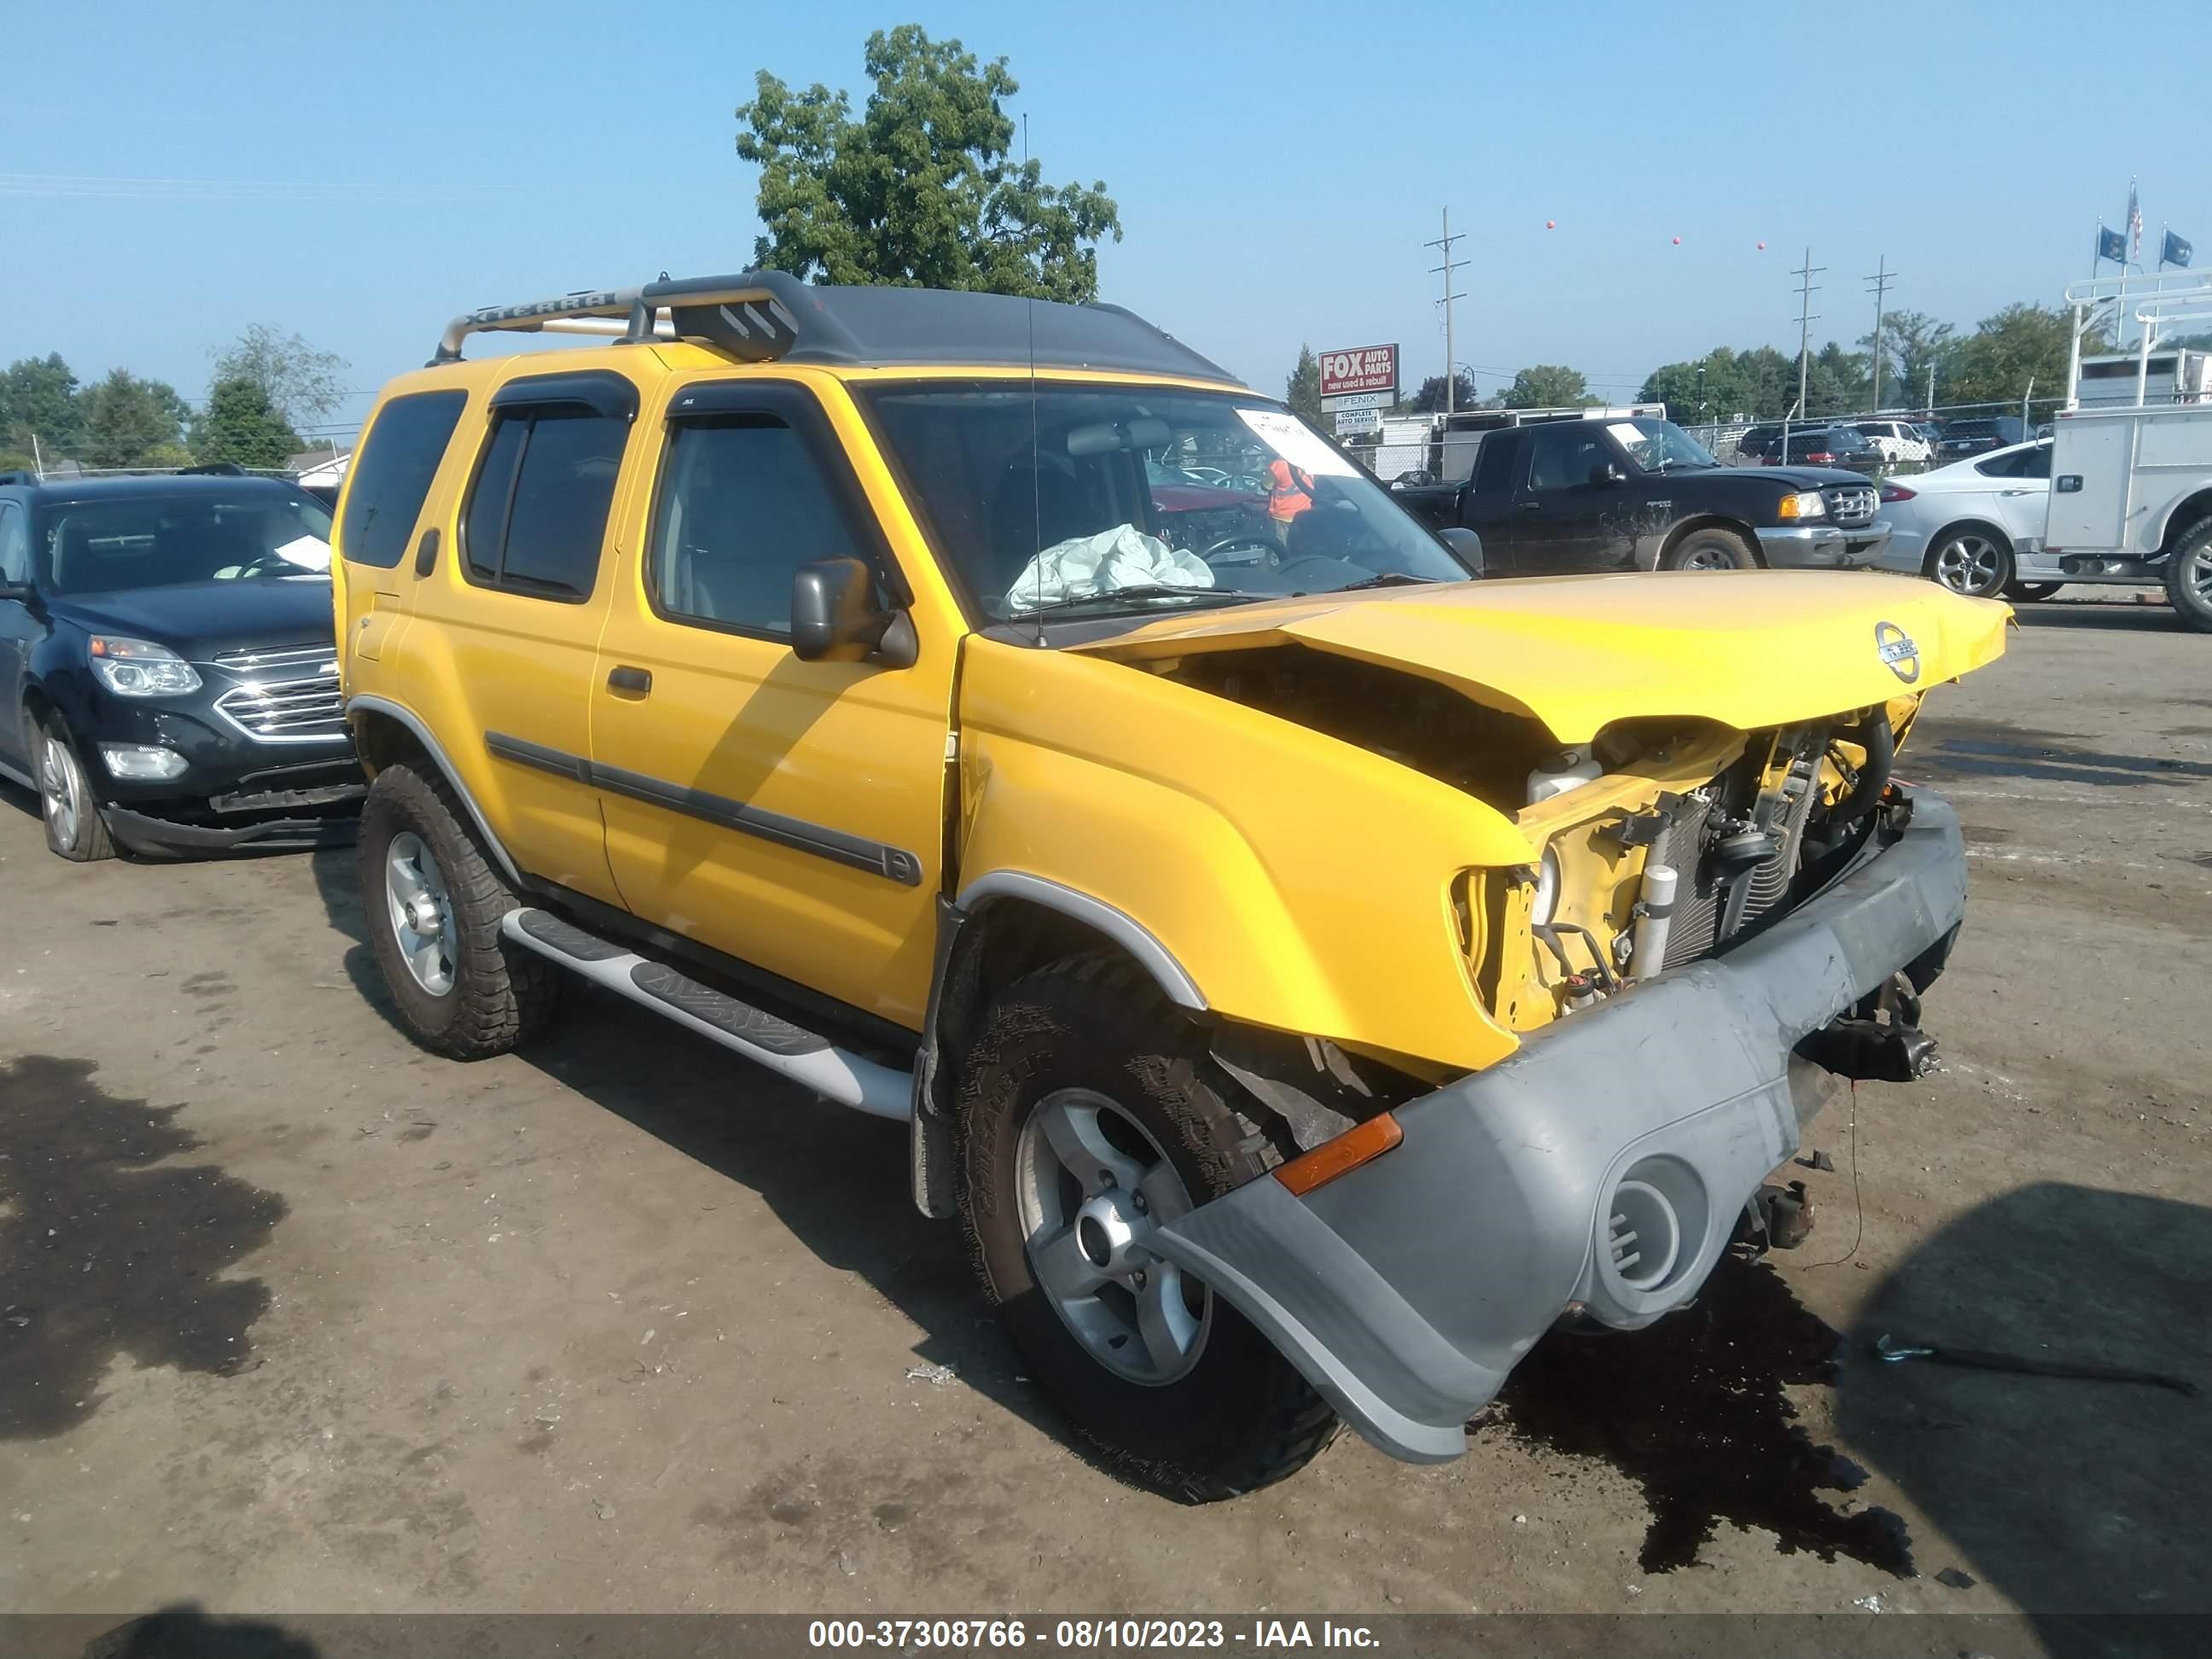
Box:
left=335, top=272, right=2008, bottom=1499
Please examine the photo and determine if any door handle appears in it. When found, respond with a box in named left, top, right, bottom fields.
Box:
left=606, top=666, right=652, bottom=695
left=1516, top=499, right=1542, bottom=512
left=2000, top=488, right=2034, bottom=497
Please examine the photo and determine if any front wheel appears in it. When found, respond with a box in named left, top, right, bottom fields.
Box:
left=357, top=762, right=559, bottom=1058
left=1662, top=527, right=1757, bottom=571
left=35, top=718, right=114, bottom=863
left=2164, top=517, right=2212, bottom=633
left=957, top=955, right=1338, bottom=1501
left=1924, top=528, right=2012, bottom=597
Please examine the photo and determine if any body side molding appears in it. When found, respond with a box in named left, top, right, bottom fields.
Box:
left=484, top=731, right=923, bottom=886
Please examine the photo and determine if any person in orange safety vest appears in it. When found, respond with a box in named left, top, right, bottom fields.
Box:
left=1267, top=457, right=1315, bottom=545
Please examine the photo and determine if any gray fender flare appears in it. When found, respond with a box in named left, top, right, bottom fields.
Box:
left=345, top=695, right=526, bottom=888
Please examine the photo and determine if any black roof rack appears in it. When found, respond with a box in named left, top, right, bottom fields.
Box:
left=433, top=270, right=1243, bottom=388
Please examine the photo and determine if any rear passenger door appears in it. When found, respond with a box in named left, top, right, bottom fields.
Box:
left=409, top=370, right=648, bottom=905
left=589, top=377, right=954, bottom=1033
left=1982, top=443, right=2052, bottom=551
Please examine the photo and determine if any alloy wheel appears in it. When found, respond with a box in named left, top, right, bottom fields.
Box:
left=1934, top=534, right=2003, bottom=595
left=384, top=830, right=459, bottom=996
left=38, top=733, right=81, bottom=847
left=2186, top=544, right=2212, bottom=607
left=1014, top=1087, right=1210, bottom=1385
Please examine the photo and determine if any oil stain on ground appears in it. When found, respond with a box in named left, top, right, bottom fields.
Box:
left=1481, top=1257, right=1913, bottom=1578
left=0, top=1054, right=287, bottom=1439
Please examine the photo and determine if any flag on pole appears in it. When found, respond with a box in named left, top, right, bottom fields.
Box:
left=2128, top=179, right=2143, bottom=262
left=2098, top=224, right=2127, bottom=265
left=2163, top=229, right=2193, bottom=269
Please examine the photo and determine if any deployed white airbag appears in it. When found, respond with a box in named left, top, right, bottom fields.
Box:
left=1004, top=523, right=1214, bottom=608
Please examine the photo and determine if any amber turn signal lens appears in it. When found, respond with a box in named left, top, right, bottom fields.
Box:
left=1272, top=1112, right=1405, bottom=1198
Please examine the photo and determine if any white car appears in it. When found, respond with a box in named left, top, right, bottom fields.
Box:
left=1874, top=439, right=2063, bottom=599
left=1855, top=418, right=1937, bottom=467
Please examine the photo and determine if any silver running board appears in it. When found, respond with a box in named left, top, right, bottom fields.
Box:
left=500, top=908, right=912, bottom=1121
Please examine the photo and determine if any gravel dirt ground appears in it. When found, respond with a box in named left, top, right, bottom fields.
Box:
left=2, top=592, right=2207, bottom=1637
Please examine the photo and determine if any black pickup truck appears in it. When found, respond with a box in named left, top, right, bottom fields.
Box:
left=1393, top=414, right=1891, bottom=575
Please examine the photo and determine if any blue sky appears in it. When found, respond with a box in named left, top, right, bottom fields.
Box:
left=4, top=0, right=2206, bottom=442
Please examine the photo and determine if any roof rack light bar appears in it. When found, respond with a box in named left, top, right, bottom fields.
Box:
left=431, top=271, right=860, bottom=367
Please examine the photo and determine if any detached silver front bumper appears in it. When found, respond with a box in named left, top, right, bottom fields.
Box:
left=1149, top=789, right=1967, bottom=1464
left=1757, top=519, right=1891, bottom=568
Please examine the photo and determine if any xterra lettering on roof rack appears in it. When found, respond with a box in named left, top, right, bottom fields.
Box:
left=432, top=268, right=1243, bottom=387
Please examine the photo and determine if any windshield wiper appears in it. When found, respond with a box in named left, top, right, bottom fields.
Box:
left=1298, top=572, right=1439, bottom=597
left=1009, top=584, right=1254, bottom=619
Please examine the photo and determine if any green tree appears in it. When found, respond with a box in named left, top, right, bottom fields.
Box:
left=1642, top=347, right=1742, bottom=422
left=191, top=378, right=303, bottom=469
left=736, top=25, right=1121, bottom=301
left=1284, top=345, right=1323, bottom=423
left=0, top=352, right=83, bottom=456
left=212, top=324, right=348, bottom=427
left=1860, top=309, right=1954, bottom=410
left=1503, top=364, right=1595, bottom=409
left=77, top=369, right=188, bottom=469
left=1642, top=343, right=1839, bottom=422
left=1401, top=370, right=1477, bottom=415
left=1807, top=341, right=1869, bottom=416
left=1942, top=302, right=2083, bottom=408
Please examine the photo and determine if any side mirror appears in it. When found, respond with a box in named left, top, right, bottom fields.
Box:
left=0, top=580, right=36, bottom=606
left=1588, top=462, right=1627, bottom=487
left=790, top=557, right=911, bottom=667
left=1438, top=526, right=1485, bottom=577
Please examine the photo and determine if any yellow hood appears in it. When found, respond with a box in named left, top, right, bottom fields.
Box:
left=1070, top=571, right=2011, bottom=742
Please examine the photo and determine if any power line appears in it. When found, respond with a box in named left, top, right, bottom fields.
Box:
left=1864, top=256, right=1897, bottom=409
left=1424, top=208, right=1467, bottom=417
left=1791, top=247, right=1825, bottom=424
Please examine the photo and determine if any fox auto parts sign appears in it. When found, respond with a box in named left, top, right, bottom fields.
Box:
left=1318, top=344, right=1399, bottom=400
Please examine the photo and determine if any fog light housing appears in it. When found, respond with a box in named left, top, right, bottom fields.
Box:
left=99, top=743, right=188, bottom=782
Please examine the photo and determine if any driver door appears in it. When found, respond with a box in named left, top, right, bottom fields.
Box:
left=0, top=500, right=37, bottom=771
left=1511, top=424, right=1630, bottom=573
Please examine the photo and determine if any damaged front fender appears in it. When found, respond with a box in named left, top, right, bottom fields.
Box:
left=1145, top=789, right=1971, bottom=1464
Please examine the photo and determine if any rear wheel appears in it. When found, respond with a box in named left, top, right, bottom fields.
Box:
left=2166, top=517, right=2212, bottom=633
left=1924, top=527, right=2012, bottom=597
left=2003, top=581, right=2064, bottom=602
left=1662, top=527, right=1758, bottom=571
left=35, top=718, right=114, bottom=863
left=957, top=955, right=1337, bottom=1501
left=357, top=762, right=559, bottom=1057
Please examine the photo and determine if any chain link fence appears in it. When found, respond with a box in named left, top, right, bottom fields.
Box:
left=1679, top=398, right=2071, bottom=472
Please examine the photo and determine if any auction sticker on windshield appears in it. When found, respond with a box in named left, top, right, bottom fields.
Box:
left=1238, top=409, right=1356, bottom=478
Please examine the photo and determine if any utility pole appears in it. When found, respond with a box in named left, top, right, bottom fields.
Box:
left=30, top=433, right=44, bottom=480
left=1925, top=361, right=1936, bottom=419
left=1425, top=207, right=1466, bottom=418
left=1864, top=255, right=1895, bottom=411
left=1790, top=247, right=1824, bottom=449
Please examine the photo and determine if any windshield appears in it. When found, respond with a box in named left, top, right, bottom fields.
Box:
left=1613, top=417, right=1718, bottom=473
left=34, top=490, right=335, bottom=597
left=863, top=382, right=1473, bottom=620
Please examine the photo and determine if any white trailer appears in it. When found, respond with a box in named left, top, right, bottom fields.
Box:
left=2048, top=272, right=2212, bottom=630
